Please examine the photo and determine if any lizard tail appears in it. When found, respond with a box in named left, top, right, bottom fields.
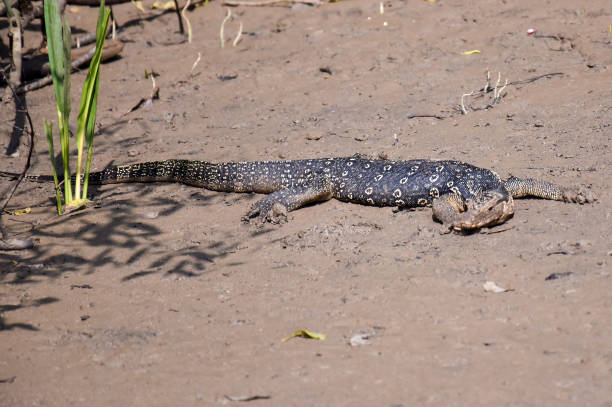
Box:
left=0, top=171, right=19, bottom=180
left=0, top=171, right=56, bottom=183
left=1, top=160, right=204, bottom=187
left=86, top=160, right=199, bottom=185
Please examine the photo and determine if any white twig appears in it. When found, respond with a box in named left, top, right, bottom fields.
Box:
left=222, top=0, right=320, bottom=5
left=233, top=22, right=243, bottom=47
left=182, top=0, right=193, bottom=43
left=492, top=72, right=508, bottom=104
left=191, top=52, right=201, bottom=74
left=493, top=72, right=501, bottom=99
left=460, top=92, right=473, bottom=115
left=494, top=79, right=508, bottom=104
left=220, top=8, right=231, bottom=48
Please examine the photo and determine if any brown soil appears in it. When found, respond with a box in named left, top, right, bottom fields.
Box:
left=1, top=0, right=611, bottom=405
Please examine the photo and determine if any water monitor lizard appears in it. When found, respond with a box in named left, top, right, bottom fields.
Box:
left=4, top=155, right=592, bottom=232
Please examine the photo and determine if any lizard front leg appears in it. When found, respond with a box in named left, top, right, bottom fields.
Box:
left=432, top=191, right=515, bottom=233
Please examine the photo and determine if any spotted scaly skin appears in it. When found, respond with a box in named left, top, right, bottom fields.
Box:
left=80, top=156, right=592, bottom=231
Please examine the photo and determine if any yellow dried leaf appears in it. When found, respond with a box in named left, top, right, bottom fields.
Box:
left=282, top=329, right=327, bottom=342
left=152, top=1, right=177, bottom=10
left=461, top=50, right=481, bottom=55
left=131, top=0, right=146, bottom=12
left=63, top=199, right=89, bottom=214
left=4, top=207, right=31, bottom=216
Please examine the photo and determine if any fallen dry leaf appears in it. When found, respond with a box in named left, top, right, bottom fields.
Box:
left=282, top=329, right=327, bottom=342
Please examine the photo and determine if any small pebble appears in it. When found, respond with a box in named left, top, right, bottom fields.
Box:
left=545, top=272, right=572, bottom=281
left=306, top=131, right=323, bottom=141
left=349, top=333, right=372, bottom=346
left=483, top=281, right=512, bottom=293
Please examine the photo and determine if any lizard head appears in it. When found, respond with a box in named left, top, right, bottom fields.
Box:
left=453, top=190, right=515, bottom=231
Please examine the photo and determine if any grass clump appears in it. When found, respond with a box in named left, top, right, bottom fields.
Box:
left=43, top=0, right=110, bottom=214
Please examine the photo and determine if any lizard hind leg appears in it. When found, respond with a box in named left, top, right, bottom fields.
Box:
left=243, top=175, right=334, bottom=224
left=433, top=190, right=515, bottom=233
left=504, top=177, right=595, bottom=203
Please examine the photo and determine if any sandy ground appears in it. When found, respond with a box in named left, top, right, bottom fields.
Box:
left=1, top=0, right=611, bottom=405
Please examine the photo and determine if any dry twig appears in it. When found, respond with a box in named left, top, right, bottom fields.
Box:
left=181, top=0, right=193, bottom=42
left=407, top=113, right=445, bottom=120
left=460, top=70, right=508, bottom=114
left=233, top=21, right=243, bottom=46
left=3, top=5, right=22, bottom=102
left=220, top=8, right=230, bottom=48
left=17, top=48, right=95, bottom=93
left=459, top=71, right=563, bottom=115
left=533, top=33, right=574, bottom=52
left=492, top=72, right=508, bottom=105
left=190, top=52, right=202, bottom=74
left=507, top=72, right=563, bottom=86
left=460, top=92, right=473, bottom=115
left=172, top=0, right=185, bottom=34
left=0, top=73, right=35, bottom=250
left=222, top=0, right=320, bottom=6
left=17, top=40, right=123, bottom=94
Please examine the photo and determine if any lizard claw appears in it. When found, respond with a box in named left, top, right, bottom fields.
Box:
left=562, top=186, right=596, bottom=204
left=243, top=199, right=288, bottom=224
left=438, top=225, right=454, bottom=235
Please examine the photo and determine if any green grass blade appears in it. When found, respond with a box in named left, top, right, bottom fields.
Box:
left=44, top=121, right=63, bottom=215
left=96, top=0, right=108, bottom=37
left=77, top=0, right=110, bottom=200
left=61, top=16, right=73, bottom=202
left=44, top=0, right=73, bottom=204
left=44, top=0, right=66, bottom=117
left=61, top=16, right=72, bottom=122
left=82, top=75, right=99, bottom=200
left=2, top=0, right=14, bottom=17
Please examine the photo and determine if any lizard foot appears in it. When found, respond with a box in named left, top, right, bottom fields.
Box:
left=562, top=186, right=596, bottom=204
left=243, top=198, right=288, bottom=225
